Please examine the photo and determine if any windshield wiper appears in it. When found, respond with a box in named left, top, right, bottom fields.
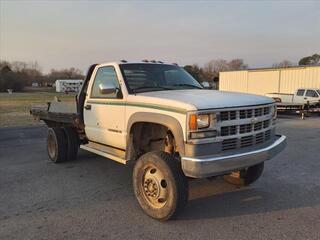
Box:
left=131, top=86, right=170, bottom=93
left=171, top=83, right=203, bottom=89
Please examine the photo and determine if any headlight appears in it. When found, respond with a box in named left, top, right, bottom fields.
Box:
left=197, top=114, right=210, bottom=129
left=189, top=114, right=210, bottom=130
left=188, top=113, right=218, bottom=140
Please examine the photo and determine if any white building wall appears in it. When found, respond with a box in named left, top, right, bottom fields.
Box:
left=219, top=71, right=248, bottom=93
left=219, top=66, right=320, bottom=95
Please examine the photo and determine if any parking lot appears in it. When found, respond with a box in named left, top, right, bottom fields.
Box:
left=0, top=116, right=320, bottom=240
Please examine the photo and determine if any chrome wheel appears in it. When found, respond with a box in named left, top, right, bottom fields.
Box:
left=47, top=127, right=68, bottom=163
left=47, top=132, right=57, bottom=159
left=142, top=165, right=168, bottom=208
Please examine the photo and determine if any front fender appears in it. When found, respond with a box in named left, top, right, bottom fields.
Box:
left=127, top=112, right=185, bottom=156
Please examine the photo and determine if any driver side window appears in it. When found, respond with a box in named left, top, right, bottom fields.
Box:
left=91, top=67, right=120, bottom=98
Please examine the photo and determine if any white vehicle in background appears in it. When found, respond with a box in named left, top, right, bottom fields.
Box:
left=55, top=79, right=83, bottom=93
left=266, top=88, right=320, bottom=105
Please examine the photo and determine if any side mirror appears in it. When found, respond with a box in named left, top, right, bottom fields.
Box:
left=99, top=83, right=118, bottom=95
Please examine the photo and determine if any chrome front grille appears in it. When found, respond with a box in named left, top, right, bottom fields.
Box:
left=221, top=106, right=270, bottom=121
left=221, top=126, right=237, bottom=136
left=239, top=109, right=253, bottom=119
left=219, top=104, right=274, bottom=152
left=239, top=123, right=252, bottom=134
left=221, top=120, right=270, bottom=137
left=220, top=111, right=237, bottom=121
left=222, top=130, right=272, bottom=151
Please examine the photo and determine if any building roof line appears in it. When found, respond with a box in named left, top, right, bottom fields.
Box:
left=220, top=64, right=320, bottom=73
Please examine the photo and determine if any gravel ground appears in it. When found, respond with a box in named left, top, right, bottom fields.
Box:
left=0, top=116, right=320, bottom=240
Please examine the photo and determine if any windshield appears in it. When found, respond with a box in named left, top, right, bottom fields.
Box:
left=317, top=90, right=320, bottom=96
left=120, top=63, right=203, bottom=93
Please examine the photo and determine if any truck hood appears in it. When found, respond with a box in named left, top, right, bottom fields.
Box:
left=134, top=89, right=273, bottom=111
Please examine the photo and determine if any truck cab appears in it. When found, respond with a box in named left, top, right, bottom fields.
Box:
left=294, top=88, right=320, bottom=104
left=266, top=88, right=320, bottom=105
left=31, top=60, right=287, bottom=220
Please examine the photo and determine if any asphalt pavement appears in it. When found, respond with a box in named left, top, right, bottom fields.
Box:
left=0, top=116, right=320, bottom=240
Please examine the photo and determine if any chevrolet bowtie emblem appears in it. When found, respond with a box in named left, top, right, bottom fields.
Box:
left=251, top=117, right=259, bottom=124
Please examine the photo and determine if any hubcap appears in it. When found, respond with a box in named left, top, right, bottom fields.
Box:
left=142, top=166, right=168, bottom=208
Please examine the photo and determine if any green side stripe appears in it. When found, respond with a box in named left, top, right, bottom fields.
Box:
left=86, top=101, right=187, bottom=114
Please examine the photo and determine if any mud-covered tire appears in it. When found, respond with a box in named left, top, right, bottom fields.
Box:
left=133, top=151, right=188, bottom=221
left=64, top=127, right=79, bottom=161
left=224, top=162, right=264, bottom=186
left=47, top=127, right=67, bottom=163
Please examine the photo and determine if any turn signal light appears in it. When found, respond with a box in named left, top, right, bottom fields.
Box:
left=189, top=114, right=197, bottom=130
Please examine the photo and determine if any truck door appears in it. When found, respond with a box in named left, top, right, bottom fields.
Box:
left=83, top=66, right=126, bottom=149
left=294, top=89, right=306, bottom=104
left=304, top=89, right=320, bottom=104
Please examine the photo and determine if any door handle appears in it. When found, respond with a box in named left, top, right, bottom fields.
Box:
left=304, top=97, right=307, bottom=100
left=84, top=104, right=91, bottom=110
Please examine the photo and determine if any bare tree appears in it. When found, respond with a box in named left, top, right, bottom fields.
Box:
left=10, top=61, right=28, bottom=72
left=183, top=64, right=205, bottom=81
left=228, top=59, right=248, bottom=70
left=272, top=60, right=294, bottom=68
left=47, top=68, right=84, bottom=83
left=8, top=61, right=43, bottom=85
left=0, top=60, right=11, bottom=70
left=202, top=58, right=248, bottom=81
left=203, top=59, right=229, bottom=80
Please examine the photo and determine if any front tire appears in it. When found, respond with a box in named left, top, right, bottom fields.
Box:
left=47, top=127, right=68, bottom=163
left=223, top=162, right=264, bottom=186
left=133, top=151, right=188, bottom=221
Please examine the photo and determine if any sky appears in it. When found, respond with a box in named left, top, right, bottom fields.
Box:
left=0, top=0, right=319, bottom=73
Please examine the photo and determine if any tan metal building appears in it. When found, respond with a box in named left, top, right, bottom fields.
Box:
left=219, top=65, right=320, bottom=95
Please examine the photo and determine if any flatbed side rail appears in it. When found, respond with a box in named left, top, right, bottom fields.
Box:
left=30, top=107, right=78, bottom=125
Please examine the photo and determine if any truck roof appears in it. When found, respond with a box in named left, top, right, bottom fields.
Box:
left=97, top=60, right=176, bottom=67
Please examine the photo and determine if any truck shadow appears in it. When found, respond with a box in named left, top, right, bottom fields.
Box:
left=177, top=177, right=320, bottom=221
left=74, top=151, right=320, bottom=222
left=74, top=150, right=320, bottom=222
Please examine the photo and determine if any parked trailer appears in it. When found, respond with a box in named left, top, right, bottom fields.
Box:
left=276, top=102, right=320, bottom=119
left=266, top=88, right=320, bottom=119
left=55, top=79, right=84, bottom=93
left=219, top=65, right=320, bottom=96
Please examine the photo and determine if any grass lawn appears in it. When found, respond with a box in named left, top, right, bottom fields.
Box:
left=0, top=91, right=76, bottom=127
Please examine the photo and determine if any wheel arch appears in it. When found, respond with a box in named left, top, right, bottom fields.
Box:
left=126, top=112, right=185, bottom=160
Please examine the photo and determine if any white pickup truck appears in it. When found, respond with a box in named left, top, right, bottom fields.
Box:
left=266, top=88, right=320, bottom=105
left=31, top=61, right=286, bottom=220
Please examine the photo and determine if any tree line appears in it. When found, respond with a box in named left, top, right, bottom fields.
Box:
left=184, top=53, right=320, bottom=83
left=0, top=60, right=84, bottom=92
left=0, top=53, right=319, bottom=92
left=184, top=58, right=248, bottom=82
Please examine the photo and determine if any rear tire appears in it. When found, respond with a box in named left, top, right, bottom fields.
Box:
left=47, top=127, right=68, bottom=163
left=133, top=151, right=188, bottom=221
left=223, top=162, right=264, bottom=186
left=64, top=127, right=79, bottom=161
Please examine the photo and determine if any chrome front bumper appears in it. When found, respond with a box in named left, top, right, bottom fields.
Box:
left=181, top=135, right=287, bottom=178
